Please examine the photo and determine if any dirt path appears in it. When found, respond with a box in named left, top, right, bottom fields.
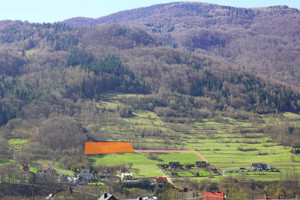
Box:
left=135, top=150, right=209, bottom=163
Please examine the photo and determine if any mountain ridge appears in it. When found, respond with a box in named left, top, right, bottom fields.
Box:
left=63, top=2, right=299, bottom=26
left=63, top=2, right=300, bottom=87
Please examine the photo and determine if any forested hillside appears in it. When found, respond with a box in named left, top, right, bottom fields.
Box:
left=0, top=16, right=299, bottom=172
left=0, top=21, right=298, bottom=125
left=64, top=2, right=300, bottom=87
left=0, top=3, right=300, bottom=198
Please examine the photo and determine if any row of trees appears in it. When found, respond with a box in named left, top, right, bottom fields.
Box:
left=265, top=123, right=300, bottom=148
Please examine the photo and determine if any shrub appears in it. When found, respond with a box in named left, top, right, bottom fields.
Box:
left=258, top=151, right=269, bottom=155
left=237, top=146, right=257, bottom=151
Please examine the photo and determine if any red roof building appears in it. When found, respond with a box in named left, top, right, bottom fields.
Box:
left=202, top=192, right=224, bottom=200
left=153, top=176, right=168, bottom=184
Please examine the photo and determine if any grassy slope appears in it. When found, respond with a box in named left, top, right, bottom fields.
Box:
left=3, top=94, right=299, bottom=182
left=87, top=94, right=300, bottom=181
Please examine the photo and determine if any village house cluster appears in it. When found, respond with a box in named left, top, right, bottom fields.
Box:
left=22, top=161, right=279, bottom=200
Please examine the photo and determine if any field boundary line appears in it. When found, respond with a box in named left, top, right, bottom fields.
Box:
left=135, top=150, right=209, bottom=163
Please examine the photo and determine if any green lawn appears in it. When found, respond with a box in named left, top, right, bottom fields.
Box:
left=89, top=153, right=163, bottom=177
left=0, top=158, right=13, bottom=166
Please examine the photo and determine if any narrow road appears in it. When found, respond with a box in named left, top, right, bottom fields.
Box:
left=135, top=150, right=209, bottom=163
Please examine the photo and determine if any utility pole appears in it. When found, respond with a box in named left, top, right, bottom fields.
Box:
left=32, top=184, right=34, bottom=200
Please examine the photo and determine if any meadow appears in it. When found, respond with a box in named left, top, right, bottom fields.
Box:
left=87, top=94, right=300, bottom=182
left=2, top=94, right=299, bottom=183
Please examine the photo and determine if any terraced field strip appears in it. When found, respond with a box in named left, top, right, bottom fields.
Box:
left=135, top=150, right=209, bottom=163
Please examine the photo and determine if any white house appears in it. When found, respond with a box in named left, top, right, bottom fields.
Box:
left=120, top=173, right=133, bottom=181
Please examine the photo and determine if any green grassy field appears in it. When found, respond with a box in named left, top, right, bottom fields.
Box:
left=89, top=153, right=162, bottom=177
left=87, top=95, right=300, bottom=182
left=8, top=139, right=28, bottom=150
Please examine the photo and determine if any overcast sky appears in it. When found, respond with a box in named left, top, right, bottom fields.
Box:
left=1, top=0, right=299, bottom=23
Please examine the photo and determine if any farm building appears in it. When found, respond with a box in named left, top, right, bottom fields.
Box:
left=202, top=192, right=224, bottom=200
left=121, top=173, right=133, bottom=181
left=251, top=163, right=267, bottom=171
left=153, top=176, right=168, bottom=184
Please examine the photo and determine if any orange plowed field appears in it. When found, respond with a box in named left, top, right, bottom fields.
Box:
left=85, top=142, right=135, bottom=155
